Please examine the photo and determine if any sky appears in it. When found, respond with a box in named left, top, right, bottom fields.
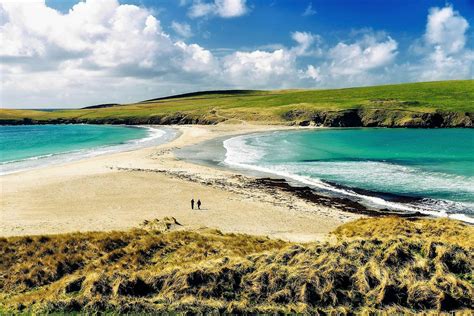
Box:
left=0, top=0, right=473, bottom=108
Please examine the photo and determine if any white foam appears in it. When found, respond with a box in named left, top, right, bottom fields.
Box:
left=133, top=127, right=166, bottom=143
left=0, top=152, right=57, bottom=164
left=223, top=133, right=474, bottom=224
left=223, top=133, right=266, bottom=165
left=278, top=161, right=474, bottom=199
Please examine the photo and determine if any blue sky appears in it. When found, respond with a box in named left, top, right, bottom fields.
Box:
left=1, top=0, right=473, bottom=108
left=46, top=1, right=472, bottom=53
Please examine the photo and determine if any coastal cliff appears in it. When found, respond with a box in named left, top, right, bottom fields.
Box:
left=1, top=80, right=472, bottom=127
left=287, top=109, right=473, bottom=127
left=1, top=109, right=472, bottom=128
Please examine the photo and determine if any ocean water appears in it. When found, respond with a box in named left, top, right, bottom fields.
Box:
left=0, top=125, right=175, bottom=174
left=223, top=128, right=474, bottom=223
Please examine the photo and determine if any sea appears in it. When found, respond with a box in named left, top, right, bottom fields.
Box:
left=2, top=125, right=473, bottom=223
left=0, top=124, right=177, bottom=175
left=222, top=128, right=474, bottom=223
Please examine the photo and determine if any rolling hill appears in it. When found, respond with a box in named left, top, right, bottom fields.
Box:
left=1, top=80, right=473, bottom=127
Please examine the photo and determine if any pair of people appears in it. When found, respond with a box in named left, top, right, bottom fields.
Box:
left=191, top=199, right=202, bottom=210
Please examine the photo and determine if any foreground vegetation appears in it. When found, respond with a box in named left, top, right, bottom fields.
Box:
left=1, top=217, right=472, bottom=314
left=1, top=80, right=473, bottom=127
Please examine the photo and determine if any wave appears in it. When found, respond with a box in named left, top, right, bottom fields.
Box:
left=0, top=126, right=174, bottom=175
left=278, top=161, right=474, bottom=200
left=132, top=127, right=166, bottom=143
left=1, top=152, right=58, bottom=165
left=223, top=133, right=474, bottom=224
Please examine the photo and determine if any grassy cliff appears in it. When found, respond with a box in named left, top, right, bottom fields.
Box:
left=1, top=80, right=473, bottom=127
left=1, top=217, right=472, bottom=314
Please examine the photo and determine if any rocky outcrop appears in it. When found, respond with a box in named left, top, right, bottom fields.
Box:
left=0, top=109, right=472, bottom=127
left=0, top=113, right=225, bottom=126
left=286, top=109, right=473, bottom=128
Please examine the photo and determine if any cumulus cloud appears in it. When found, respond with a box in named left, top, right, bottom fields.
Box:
left=425, top=6, right=468, bottom=54
left=300, top=65, right=321, bottom=81
left=327, top=35, right=398, bottom=76
left=171, top=21, right=193, bottom=38
left=174, top=41, right=217, bottom=74
left=1, top=0, right=171, bottom=73
left=221, top=31, right=319, bottom=87
left=0, top=1, right=472, bottom=108
left=222, top=49, right=295, bottom=87
left=188, top=0, right=248, bottom=19
left=291, top=31, right=319, bottom=56
left=0, top=0, right=218, bottom=107
left=410, top=5, right=473, bottom=81
left=414, top=47, right=473, bottom=81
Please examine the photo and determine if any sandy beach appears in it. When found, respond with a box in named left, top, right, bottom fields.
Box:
left=0, top=124, right=361, bottom=242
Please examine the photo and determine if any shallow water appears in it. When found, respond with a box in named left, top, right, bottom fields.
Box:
left=223, top=128, right=474, bottom=222
left=0, top=125, right=176, bottom=174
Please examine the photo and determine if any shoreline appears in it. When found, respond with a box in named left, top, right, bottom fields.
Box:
left=178, top=127, right=474, bottom=223
left=0, top=125, right=179, bottom=176
left=174, top=132, right=427, bottom=218
left=1, top=123, right=361, bottom=242
left=2, top=123, right=472, bottom=241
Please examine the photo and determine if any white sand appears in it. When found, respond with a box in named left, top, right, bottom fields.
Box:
left=0, top=124, right=361, bottom=242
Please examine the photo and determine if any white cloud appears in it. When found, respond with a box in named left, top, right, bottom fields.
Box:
left=291, top=31, right=317, bottom=56
left=174, top=41, right=217, bottom=73
left=415, top=46, right=473, bottom=81
left=171, top=21, right=193, bottom=38
left=1, top=1, right=472, bottom=109
left=410, top=5, right=473, bottom=81
left=328, top=35, right=398, bottom=76
left=221, top=31, right=319, bottom=87
left=425, top=6, right=468, bottom=54
left=188, top=1, right=214, bottom=18
left=300, top=65, right=321, bottom=81
left=0, top=0, right=217, bottom=107
left=0, top=0, right=170, bottom=72
left=188, top=0, right=248, bottom=18
left=222, top=49, right=295, bottom=87
left=215, top=0, right=247, bottom=17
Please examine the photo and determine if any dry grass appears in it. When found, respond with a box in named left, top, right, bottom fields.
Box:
left=0, top=217, right=472, bottom=314
left=333, top=217, right=474, bottom=248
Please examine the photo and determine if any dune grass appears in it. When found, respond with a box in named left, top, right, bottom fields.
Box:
left=1, top=80, right=473, bottom=125
left=0, top=217, right=472, bottom=314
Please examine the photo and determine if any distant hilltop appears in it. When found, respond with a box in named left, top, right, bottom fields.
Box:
left=81, top=90, right=261, bottom=109
left=141, top=90, right=262, bottom=102
left=82, top=103, right=120, bottom=110
left=1, top=80, right=473, bottom=128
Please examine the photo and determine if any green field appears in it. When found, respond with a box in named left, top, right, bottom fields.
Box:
left=1, top=80, right=473, bottom=126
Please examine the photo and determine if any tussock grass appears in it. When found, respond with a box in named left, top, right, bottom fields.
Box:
left=0, top=217, right=472, bottom=314
left=333, top=217, right=474, bottom=248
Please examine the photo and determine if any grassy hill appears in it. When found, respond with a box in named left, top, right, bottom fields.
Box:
left=1, top=80, right=473, bottom=127
left=0, top=217, right=472, bottom=314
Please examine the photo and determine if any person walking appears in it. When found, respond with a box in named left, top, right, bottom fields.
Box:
left=197, top=199, right=201, bottom=210
left=191, top=199, right=195, bottom=210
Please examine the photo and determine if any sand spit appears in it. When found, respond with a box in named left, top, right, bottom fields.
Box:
left=0, top=124, right=360, bottom=242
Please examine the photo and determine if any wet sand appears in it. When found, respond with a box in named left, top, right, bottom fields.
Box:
left=0, top=124, right=361, bottom=242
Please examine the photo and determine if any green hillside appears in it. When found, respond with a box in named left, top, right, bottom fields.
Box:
left=1, top=80, right=473, bottom=127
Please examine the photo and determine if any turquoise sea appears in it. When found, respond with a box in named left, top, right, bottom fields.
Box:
left=0, top=125, right=174, bottom=174
left=223, top=128, right=474, bottom=222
